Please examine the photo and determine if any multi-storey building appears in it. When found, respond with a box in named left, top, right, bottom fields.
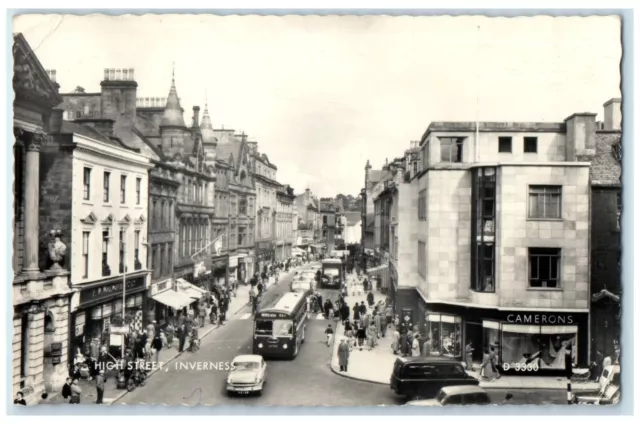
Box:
left=294, top=188, right=319, bottom=244
left=588, top=98, right=622, bottom=360
left=406, top=114, right=593, bottom=370
left=275, top=185, right=296, bottom=260
left=249, top=144, right=280, bottom=273
left=214, top=129, right=257, bottom=285
left=12, top=33, right=74, bottom=401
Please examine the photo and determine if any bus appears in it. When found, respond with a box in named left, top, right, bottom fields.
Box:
left=253, top=292, right=309, bottom=359
left=321, top=258, right=343, bottom=289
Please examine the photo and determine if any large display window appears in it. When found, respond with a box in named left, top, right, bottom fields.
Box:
left=427, top=314, right=462, bottom=358
left=500, top=324, right=577, bottom=370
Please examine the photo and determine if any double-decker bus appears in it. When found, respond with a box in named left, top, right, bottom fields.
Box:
left=320, top=258, right=343, bottom=289
left=253, top=292, right=309, bottom=359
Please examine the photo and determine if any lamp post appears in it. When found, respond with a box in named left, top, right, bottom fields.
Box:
left=361, top=160, right=371, bottom=273
left=121, top=236, right=127, bottom=358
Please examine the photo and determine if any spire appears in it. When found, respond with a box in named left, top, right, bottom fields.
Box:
left=160, top=64, right=186, bottom=128
left=200, top=95, right=217, bottom=145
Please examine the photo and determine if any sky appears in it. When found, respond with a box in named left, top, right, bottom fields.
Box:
left=13, top=14, right=622, bottom=197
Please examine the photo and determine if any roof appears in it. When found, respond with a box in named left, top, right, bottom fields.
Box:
left=580, top=132, right=622, bottom=186
left=216, top=141, right=241, bottom=165
left=200, top=104, right=217, bottom=145
left=61, top=121, right=121, bottom=148
left=343, top=211, right=361, bottom=225
left=426, top=121, right=566, bottom=134
left=160, top=76, right=186, bottom=128
left=272, top=292, right=305, bottom=311
left=232, top=355, right=262, bottom=363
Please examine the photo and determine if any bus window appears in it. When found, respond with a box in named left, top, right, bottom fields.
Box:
left=255, top=320, right=273, bottom=336
left=274, top=320, right=293, bottom=336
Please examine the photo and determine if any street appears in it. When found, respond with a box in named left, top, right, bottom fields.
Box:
left=115, top=263, right=573, bottom=407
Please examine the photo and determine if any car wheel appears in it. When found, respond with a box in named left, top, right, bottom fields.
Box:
left=256, top=390, right=262, bottom=396
left=226, top=390, right=233, bottom=397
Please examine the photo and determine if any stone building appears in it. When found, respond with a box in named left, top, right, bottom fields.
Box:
left=275, top=185, right=296, bottom=260
left=406, top=115, right=593, bottom=370
left=294, top=188, right=320, bottom=244
left=213, top=129, right=257, bottom=285
left=12, top=33, right=74, bottom=402
left=587, top=98, right=622, bottom=360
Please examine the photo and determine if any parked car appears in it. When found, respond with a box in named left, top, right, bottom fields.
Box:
left=574, top=364, right=620, bottom=405
left=390, top=357, right=479, bottom=399
left=405, top=385, right=491, bottom=406
left=226, top=355, right=267, bottom=396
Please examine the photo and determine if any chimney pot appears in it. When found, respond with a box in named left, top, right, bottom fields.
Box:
left=116, top=69, right=122, bottom=80
left=49, top=108, right=64, bottom=133
left=104, top=69, right=109, bottom=80
left=129, top=68, right=134, bottom=81
left=109, top=69, right=115, bottom=80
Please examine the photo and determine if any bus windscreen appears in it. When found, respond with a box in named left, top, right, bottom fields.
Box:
left=324, top=268, right=340, bottom=276
left=255, top=319, right=293, bottom=337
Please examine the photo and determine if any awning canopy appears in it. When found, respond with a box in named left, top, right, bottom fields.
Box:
left=152, top=289, right=193, bottom=310
left=592, top=289, right=620, bottom=303
left=176, top=278, right=208, bottom=300
left=366, top=264, right=390, bottom=288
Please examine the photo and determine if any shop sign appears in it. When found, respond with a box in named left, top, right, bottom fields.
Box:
left=239, top=256, right=253, bottom=263
left=228, top=256, right=238, bottom=267
left=194, top=261, right=207, bottom=278
left=504, top=312, right=576, bottom=325
left=79, top=277, right=145, bottom=307
left=256, top=241, right=274, bottom=252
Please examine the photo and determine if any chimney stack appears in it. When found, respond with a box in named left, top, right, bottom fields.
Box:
left=48, top=108, right=64, bottom=133
left=192, top=106, right=200, bottom=128
left=603, top=98, right=622, bottom=131
left=564, top=112, right=597, bottom=161
left=100, top=68, right=138, bottom=142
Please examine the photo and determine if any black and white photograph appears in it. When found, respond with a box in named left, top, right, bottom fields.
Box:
left=8, top=12, right=624, bottom=408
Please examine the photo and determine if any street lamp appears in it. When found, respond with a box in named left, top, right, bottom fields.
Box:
left=361, top=160, right=371, bottom=273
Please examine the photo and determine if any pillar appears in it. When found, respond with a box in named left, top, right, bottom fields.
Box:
left=28, top=308, right=45, bottom=391
left=23, top=133, right=42, bottom=274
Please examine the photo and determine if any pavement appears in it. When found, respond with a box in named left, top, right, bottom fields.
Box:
left=329, top=277, right=600, bottom=393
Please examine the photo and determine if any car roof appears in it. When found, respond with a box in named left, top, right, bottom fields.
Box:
left=440, top=385, right=488, bottom=396
left=232, top=355, right=262, bottom=363
left=396, top=356, right=463, bottom=365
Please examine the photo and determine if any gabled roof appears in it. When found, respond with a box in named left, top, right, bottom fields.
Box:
left=216, top=142, right=241, bottom=167
left=12, top=33, right=63, bottom=108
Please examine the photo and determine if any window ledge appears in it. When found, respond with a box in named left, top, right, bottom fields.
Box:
left=82, top=202, right=94, bottom=207
left=470, top=289, right=496, bottom=294
left=526, top=287, right=563, bottom=291
left=526, top=218, right=563, bottom=222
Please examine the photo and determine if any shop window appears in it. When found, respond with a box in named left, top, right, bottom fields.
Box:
left=500, top=324, right=577, bottom=370
left=529, top=247, right=561, bottom=288
left=528, top=186, right=562, bottom=219
left=426, top=314, right=462, bottom=358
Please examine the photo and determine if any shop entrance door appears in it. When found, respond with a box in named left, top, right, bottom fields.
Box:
left=465, top=321, right=484, bottom=363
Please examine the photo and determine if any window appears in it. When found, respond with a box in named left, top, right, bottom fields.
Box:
left=103, top=172, right=110, bottom=202
left=418, top=189, right=427, bottom=220
left=82, top=231, right=90, bottom=278
left=529, top=247, right=561, bottom=288
left=413, top=161, right=418, bottom=175
left=120, top=175, right=127, bottom=203
left=102, top=230, right=110, bottom=276
left=440, top=137, right=464, bottom=163
left=524, top=136, right=538, bottom=153
left=119, top=228, right=126, bottom=273
left=136, top=178, right=141, bottom=204
left=418, top=241, right=426, bottom=278
left=83, top=167, right=92, bottom=200
left=616, top=190, right=621, bottom=230
left=134, top=230, right=141, bottom=269
left=475, top=244, right=495, bottom=291
left=498, top=136, right=512, bottom=153
left=528, top=186, right=562, bottom=219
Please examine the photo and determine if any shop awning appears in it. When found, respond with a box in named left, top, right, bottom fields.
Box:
left=366, top=264, right=390, bottom=288
left=176, top=278, right=208, bottom=300
left=152, top=289, right=193, bottom=310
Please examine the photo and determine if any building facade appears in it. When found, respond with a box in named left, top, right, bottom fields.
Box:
left=588, top=98, right=622, bottom=360
left=276, top=185, right=296, bottom=260
left=294, top=188, right=319, bottom=244
left=214, top=129, right=257, bottom=285
left=250, top=145, right=280, bottom=272
left=406, top=116, right=593, bottom=370
left=12, top=34, right=74, bottom=401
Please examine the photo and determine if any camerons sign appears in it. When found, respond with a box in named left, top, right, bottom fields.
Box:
left=505, top=313, right=575, bottom=325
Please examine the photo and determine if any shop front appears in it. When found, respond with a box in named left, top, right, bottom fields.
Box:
left=228, top=255, right=239, bottom=286
left=70, top=273, right=148, bottom=361
left=192, top=257, right=213, bottom=290
left=149, top=279, right=194, bottom=326
left=237, top=253, right=253, bottom=283
left=211, top=256, right=228, bottom=298
left=256, top=240, right=275, bottom=274
left=418, top=297, right=590, bottom=374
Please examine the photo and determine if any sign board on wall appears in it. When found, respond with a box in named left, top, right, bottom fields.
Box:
left=229, top=256, right=239, bottom=267
left=79, top=277, right=146, bottom=307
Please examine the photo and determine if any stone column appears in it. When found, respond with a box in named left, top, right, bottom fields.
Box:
left=22, top=132, right=43, bottom=274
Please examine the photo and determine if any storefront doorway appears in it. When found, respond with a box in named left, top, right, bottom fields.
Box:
left=465, top=321, right=484, bottom=363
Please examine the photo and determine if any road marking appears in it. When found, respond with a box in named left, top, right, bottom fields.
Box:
left=239, top=312, right=252, bottom=320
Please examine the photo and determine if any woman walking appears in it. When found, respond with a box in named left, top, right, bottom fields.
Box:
left=481, top=349, right=496, bottom=381
left=465, top=341, right=474, bottom=371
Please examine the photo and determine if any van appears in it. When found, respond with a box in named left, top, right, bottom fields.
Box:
left=390, top=357, right=479, bottom=399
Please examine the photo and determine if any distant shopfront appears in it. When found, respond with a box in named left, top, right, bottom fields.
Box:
left=70, top=272, right=148, bottom=361
left=256, top=241, right=275, bottom=273
left=416, top=295, right=589, bottom=373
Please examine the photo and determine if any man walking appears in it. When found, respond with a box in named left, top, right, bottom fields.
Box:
left=95, top=369, right=105, bottom=404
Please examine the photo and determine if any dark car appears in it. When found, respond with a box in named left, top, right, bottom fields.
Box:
left=390, top=356, right=479, bottom=399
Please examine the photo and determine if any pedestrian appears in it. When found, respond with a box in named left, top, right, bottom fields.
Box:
left=325, top=324, right=334, bottom=347
left=359, top=301, right=367, bottom=316
left=367, top=323, right=377, bottom=350
left=198, top=303, right=206, bottom=328
left=489, top=346, right=501, bottom=379
left=344, top=319, right=353, bottom=336
left=152, top=331, right=163, bottom=363
left=393, top=314, right=400, bottom=328
left=178, top=324, right=187, bottom=353
left=165, top=324, right=174, bottom=348
left=481, top=349, right=496, bottom=381
left=337, top=337, right=350, bottom=372
left=353, top=304, right=361, bottom=322
left=465, top=342, right=474, bottom=371
left=70, top=378, right=82, bottom=404
left=13, top=391, right=27, bottom=405
left=95, top=369, right=105, bottom=404
left=146, top=321, right=155, bottom=341
left=422, top=337, right=431, bottom=357
left=384, top=305, right=393, bottom=328
left=412, top=334, right=421, bottom=357
left=374, top=312, right=382, bottom=338
left=367, top=291, right=375, bottom=307
left=61, top=376, right=72, bottom=402
left=356, top=324, right=367, bottom=350
left=362, top=312, right=371, bottom=330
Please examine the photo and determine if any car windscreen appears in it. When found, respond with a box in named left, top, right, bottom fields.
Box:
left=233, top=361, right=260, bottom=371
left=255, top=319, right=293, bottom=337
